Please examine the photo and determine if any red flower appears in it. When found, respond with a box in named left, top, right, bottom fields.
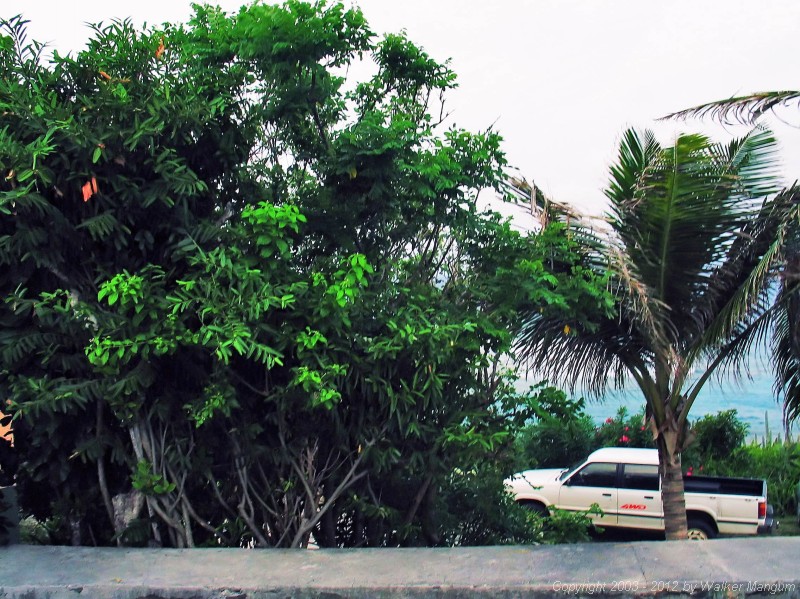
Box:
left=81, top=177, right=98, bottom=202
left=155, top=37, right=166, bottom=59
left=624, top=426, right=629, bottom=432
left=605, top=417, right=614, bottom=424
left=619, top=435, right=630, bottom=443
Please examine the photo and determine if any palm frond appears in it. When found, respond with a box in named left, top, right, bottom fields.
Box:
left=516, top=218, right=668, bottom=398
left=774, top=218, right=800, bottom=425
left=516, top=314, right=642, bottom=397
left=605, top=128, right=661, bottom=210
left=605, top=242, right=672, bottom=357
left=694, top=186, right=797, bottom=338
left=663, top=91, right=800, bottom=125
left=614, top=130, right=780, bottom=338
left=772, top=286, right=800, bottom=424
left=687, top=297, right=776, bottom=406
left=711, top=127, right=782, bottom=201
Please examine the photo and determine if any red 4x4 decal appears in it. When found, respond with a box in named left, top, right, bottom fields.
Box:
left=620, top=503, right=647, bottom=510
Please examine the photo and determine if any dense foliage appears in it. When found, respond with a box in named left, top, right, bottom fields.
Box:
left=512, top=386, right=596, bottom=469
left=515, top=401, right=654, bottom=471
left=681, top=410, right=749, bottom=467
left=727, top=442, right=800, bottom=518
left=0, top=3, right=611, bottom=547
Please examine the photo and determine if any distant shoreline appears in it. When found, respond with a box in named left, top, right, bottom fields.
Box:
left=583, top=383, right=797, bottom=442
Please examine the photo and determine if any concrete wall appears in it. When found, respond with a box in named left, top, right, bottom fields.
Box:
left=0, top=485, right=19, bottom=545
left=1, top=537, right=799, bottom=598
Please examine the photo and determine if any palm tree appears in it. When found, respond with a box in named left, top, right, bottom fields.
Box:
left=516, top=127, right=799, bottom=539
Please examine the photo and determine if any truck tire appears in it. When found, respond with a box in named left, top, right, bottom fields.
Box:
left=521, top=501, right=549, bottom=518
left=686, top=517, right=716, bottom=540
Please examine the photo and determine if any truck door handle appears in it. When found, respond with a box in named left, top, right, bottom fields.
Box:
left=644, top=496, right=654, bottom=500
left=602, top=493, right=612, bottom=497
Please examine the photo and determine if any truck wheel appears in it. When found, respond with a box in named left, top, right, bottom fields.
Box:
left=521, top=502, right=549, bottom=518
left=686, top=518, right=716, bottom=540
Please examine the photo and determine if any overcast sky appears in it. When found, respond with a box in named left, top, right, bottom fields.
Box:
left=10, top=0, right=800, bottom=215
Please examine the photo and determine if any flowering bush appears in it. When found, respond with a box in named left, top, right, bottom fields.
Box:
left=593, top=407, right=654, bottom=449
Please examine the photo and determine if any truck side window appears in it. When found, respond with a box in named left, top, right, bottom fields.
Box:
left=568, top=463, right=617, bottom=487
left=621, top=464, right=659, bottom=491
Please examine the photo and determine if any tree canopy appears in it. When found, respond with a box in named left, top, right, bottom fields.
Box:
left=0, top=2, right=610, bottom=547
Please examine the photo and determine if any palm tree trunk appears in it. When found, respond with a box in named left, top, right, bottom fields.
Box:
left=657, top=436, right=687, bottom=540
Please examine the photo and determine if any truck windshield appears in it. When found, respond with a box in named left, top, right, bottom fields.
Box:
left=558, top=458, right=586, bottom=481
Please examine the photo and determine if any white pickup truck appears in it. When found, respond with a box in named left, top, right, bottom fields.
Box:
left=506, top=447, right=775, bottom=539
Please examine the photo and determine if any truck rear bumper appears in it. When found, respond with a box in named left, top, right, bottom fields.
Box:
left=757, top=504, right=777, bottom=534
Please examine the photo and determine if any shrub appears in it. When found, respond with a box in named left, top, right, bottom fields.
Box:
left=513, top=388, right=595, bottom=469
left=0, top=5, right=612, bottom=549
left=592, top=407, right=654, bottom=450
left=438, top=464, right=542, bottom=546
left=683, top=410, right=749, bottom=469
left=730, top=442, right=800, bottom=517
left=680, top=410, right=798, bottom=516
left=537, top=505, right=602, bottom=544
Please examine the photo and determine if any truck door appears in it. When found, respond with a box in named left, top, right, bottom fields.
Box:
left=559, top=462, right=618, bottom=526
left=617, top=464, right=663, bottom=530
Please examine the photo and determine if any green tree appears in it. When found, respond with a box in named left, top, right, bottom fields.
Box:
left=0, top=11, right=250, bottom=544
left=0, top=3, right=610, bottom=547
left=516, top=127, right=798, bottom=539
left=513, top=386, right=596, bottom=470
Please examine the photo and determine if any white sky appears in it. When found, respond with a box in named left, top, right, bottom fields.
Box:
left=9, top=0, right=800, bottom=215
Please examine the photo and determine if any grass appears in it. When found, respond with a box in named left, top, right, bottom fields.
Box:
left=775, top=514, right=799, bottom=537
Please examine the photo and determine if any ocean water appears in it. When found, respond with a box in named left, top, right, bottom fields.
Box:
left=581, top=369, right=797, bottom=441
left=517, top=363, right=797, bottom=441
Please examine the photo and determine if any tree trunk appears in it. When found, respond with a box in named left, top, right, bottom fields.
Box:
left=69, top=513, right=82, bottom=546
left=317, top=501, right=336, bottom=547
left=657, top=439, right=687, bottom=540
left=422, top=481, right=440, bottom=546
